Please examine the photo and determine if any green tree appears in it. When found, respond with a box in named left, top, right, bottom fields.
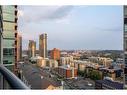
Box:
left=77, top=70, right=84, bottom=77
left=90, top=70, right=101, bottom=80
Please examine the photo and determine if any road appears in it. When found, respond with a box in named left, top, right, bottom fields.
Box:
left=19, top=62, right=42, bottom=89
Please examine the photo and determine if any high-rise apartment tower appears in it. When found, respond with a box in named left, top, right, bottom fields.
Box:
left=28, top=40, right=36, bottom=58
left=39, top=33, right=47, bottom=58
left=1, top=6, right=18, bottom=72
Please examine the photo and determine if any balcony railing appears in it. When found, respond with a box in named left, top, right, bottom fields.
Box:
left=0, top=65, right=29, bottom=89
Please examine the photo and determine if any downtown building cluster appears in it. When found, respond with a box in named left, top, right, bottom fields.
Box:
left=27, top=33, right=78, bottom=81
left=26, top=32, right=124, bottom=89
left=0, top=5, right=126, bottom=90
left=26, top=26, right=125, bottom=89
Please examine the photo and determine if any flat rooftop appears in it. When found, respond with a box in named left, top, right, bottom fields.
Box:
left=96, top=79, right=123, bottom=89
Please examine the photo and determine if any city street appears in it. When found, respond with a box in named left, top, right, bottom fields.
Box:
left=19, top=62, right=42, bottom=89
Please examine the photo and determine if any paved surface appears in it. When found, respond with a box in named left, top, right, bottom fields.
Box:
left=64, top=78, right=95, bottom=89
left=19, top=62, right=42, bottom=89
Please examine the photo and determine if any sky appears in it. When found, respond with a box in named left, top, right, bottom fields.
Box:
left=18, top=6, right=123, bottom=50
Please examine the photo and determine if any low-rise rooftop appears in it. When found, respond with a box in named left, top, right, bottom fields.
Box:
left=95, top=79, right=123, bottom=89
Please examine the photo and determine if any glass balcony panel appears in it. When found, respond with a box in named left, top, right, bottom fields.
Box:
left=0, top=65, right=29, bottom=89
left=3, top=22, right=15, bottom=31
left=3, top=13, right=15, bottom=22
left=3, top=39, right=15, bottom=48
left=3, top=31, right=15, bottom=38
left=2, top=6, right=15, bottom=14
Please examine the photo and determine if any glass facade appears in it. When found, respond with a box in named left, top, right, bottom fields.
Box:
left=3, top=13, right=15, bottom=22
left=3, top=55, right=15, bottom=64
left=3, top=48, right=14, bottom=56
left=0, top=5, right=20, bottom=89
left=3, top=22, right=15, bottom=31
left=125, top=25, right=127, bottom=32
left=2, top=6, right=15, bottom=14
left=3, top=31, right=15, bottom=38
left=3, top=39, right=15, bottom=48
left=124, top=6, right=127, bottom=67
left=124, top=6, right=127, bottom=87
left=2, top=5, right=17, bottom=66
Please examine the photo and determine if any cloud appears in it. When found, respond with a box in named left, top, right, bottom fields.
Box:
left=17, top=6, right=122, bottom=50
left=47, top=6, right=73, bottom=19
left=18, top=6, right=73, bottom=23
left=94, top=25, right=123, bottom=33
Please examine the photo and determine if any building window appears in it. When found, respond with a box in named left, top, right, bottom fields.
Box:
left=3, top=12, right=15, bottom=22
left=125, top=25, right=127, bottom=32
left=125, top=40, right=127, bottom=51
left=124, top=18, right=127, bottom=24
left=2, top=6, right=15, bottom=14
left=3, top=39, right=15, bottom=48
left=3, top=48, right=14, bottom=56
left=3, top=31, right=15, bottom=38
left=125, top=54, right=127, bottom=66
left=3, top=60, right=12, bottom=64
left=3, top=22, right=15, bottom=31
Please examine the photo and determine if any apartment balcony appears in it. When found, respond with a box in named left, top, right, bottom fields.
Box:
left=0, top=65, right=29, bottom=89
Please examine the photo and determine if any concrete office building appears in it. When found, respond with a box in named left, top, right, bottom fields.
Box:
left=57, top=65, right=77, bottom=79
left=36, top=57, right=58, bottom=68
left=47, top=59, right=58, bottom=68
left=39, top=33, right=47, bottom=58
left=36, top=57, right=47, bottom=67
left=74, top=60, right=91, bottom=70
left=60, top=56, right=73, bottom=66
left=88, top=57, right=113, bottom=68
left=28, top=40, right=36, bottom=58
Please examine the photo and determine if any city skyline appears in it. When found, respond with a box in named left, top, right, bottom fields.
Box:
left=18, top=6, right=123, bottom=50
left=0, top=5, right=125, bottom=90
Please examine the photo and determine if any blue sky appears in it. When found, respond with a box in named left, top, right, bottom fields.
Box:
left=18, top=6, right=123, bottom=50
